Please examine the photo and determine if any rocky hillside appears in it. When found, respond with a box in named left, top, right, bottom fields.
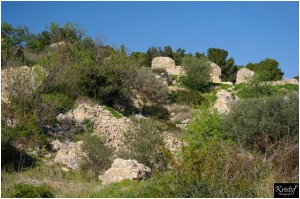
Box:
left=1, top=23, right=299, bottom=198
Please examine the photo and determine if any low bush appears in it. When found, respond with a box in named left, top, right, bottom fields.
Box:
left=141, top=104, right=170, bottom=120
left=81, top=134, right=113, bottom=177
left=169, top=89, right=206, bottom=106
left=181, top=56, right=211, bottom=91
left=14, top=184, right=54, bottom=198
left=223, top=92, right=299, bottom=154
left=120, top=118, right=168, bottom=171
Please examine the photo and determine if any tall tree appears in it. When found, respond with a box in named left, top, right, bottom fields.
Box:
left=207, top=48, right=237, bottom=82
left=145, top=47, right=159, bottom=67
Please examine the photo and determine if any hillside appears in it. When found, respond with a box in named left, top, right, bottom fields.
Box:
left=1, top=23, right=299, bottom=198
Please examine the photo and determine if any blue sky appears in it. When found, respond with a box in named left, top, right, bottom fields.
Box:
left=1, top=1, right=299, bottom=78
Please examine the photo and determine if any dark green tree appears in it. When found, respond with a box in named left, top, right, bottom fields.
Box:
left=207, top=48, right=238, bottom=82
left=246, top=58, right=284, bottom=81
left=174, top=48, right=186, bottom=65
left=1, top=22, right=30, bottom=67
left=130, top=52, right=147, bottom=66
left=145, top=47, right=160, bottom=67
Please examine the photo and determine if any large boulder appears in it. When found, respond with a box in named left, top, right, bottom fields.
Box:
left=210, top=63, right=222, bottom=83
left=213, top=90, right=238, bottom=114
left=54, top=141, right=85, bottom=170
left=236, top=68, right=255, bottom=84
left=99, top=158, right=151, bottom=185
left=151, top=57, right=185, bottom=75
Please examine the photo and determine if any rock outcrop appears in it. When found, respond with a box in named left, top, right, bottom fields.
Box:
left=151, top=57, right=185, bottom=75
left=236, top=68, right=255, bottom=84
left=213, top=90, right=238, bottom=114
left=1, top=65, right=48, bottom=104
left=210, top=63, right=222, bottom=83
left=268, top=78, right=299, bottom=86
left=99, top=158, right=151, bottom=185
left=54, top=141, right=85, bottom=170
left=58, top=103, right=132, bottom=149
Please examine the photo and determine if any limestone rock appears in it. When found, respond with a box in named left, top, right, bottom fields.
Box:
left=54, top=141, right=85, bottom=170
left=50, top=41, right=66, bottom=48
left=17, top=178, right=44, bottom=187
left=268, top=78, right=299, bottom=86
left=210, top=62, right=222, bottom=83
left=213, top=90, right=238, bottom=114
left=151, top=57, right=185, bottom=75
left=50, top=139, right=63, bottom=152
left=236, top=68, right=255, bottom=84
left=58, top=103, right=132, bottom=150
left=99, top=158, right=151, bottom=185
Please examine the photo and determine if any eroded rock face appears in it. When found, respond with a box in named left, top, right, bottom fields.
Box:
left=210, top=63, right=222, bottom=83
left=151, top=57, right=185, bottom=75
left=99, top=158, right=151, bottom=185
left=54, top=141, right=85, bottom=170
left=236, top=68, right=255, bottom=84
left=213, top=90, right=238, bottom=114
left=1, top=65, right=48, bottom=104
left=58, top=103, right=132, bottom=150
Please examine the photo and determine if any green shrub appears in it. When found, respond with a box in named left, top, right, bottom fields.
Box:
left=224, top=92, right=299, bottom=154
left=141, top=104, right=170, bottom=120
left=40, top=93, right=73, bottom=113
left=121, top=118, right=168, bottom=171
left=181, top=56, right=211, bottom=91
left=183, top=107, right=223, bottom=149
left=14, top=184, right=54, bottom=198
left=169, top=89, right=206, bottom=106
left=81, top=134, right=113, bottom=177
left=235, top=73, right=273, bottom=99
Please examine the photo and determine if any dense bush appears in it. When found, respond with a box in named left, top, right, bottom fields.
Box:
left=183, top=107, right=223, bottom=149
left=169, top=89, right=206, bottom=106
left=128, top=67, right=169, bottom=104
left=81, top=134, right=113, bottom=177
left=14, top=184, right=54, bottom=198
left=224, top=92, right=299, bottom=154
left=181, top=56, right=211, bottom=91
left=141, top=104, right=170, bottom=120
left=1, top=120, right=45, bottom=171
left=235, top=73, right=273, bottom=98
left=246, top=58, right=284, bottom=81
left=121, top=118, right=168, bottom=171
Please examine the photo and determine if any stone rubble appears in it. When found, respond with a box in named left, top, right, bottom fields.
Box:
left=57, top=103, right=132, bottom=150
left=99, top=158, right=151, bottom=185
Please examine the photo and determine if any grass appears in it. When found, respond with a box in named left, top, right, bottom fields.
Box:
left=103, top=106, right=123, bottom=119
left=1, top=161, right=104, bottom=198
